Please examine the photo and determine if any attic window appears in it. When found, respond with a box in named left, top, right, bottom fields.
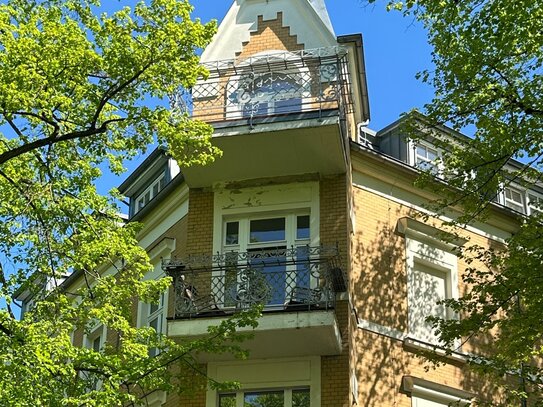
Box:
left=415, top=143, right=440, bottom=175
left=134, top=171, right=167, bottom=215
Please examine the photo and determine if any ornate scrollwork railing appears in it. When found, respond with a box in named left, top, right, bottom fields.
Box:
left=169, top=46, right=353, bottom=124
left=162, top=245, right=344, bottom=319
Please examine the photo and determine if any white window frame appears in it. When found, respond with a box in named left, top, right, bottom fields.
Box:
left=82, top=324, right=106, bottom=390
left=398, top=218, right=462, bottom=348
left=502, top=185, right=526, bottom=214
left=410, top=141, right=443, bottom=176
left=137, top=238, right=175, bottom=355
left=527, top=191, right=543, bottom=215
left=217, top=213, right=312, bottom=308
left=206, top=357, right=321, bottom=407
left=134, top=171, right=167, bottom=215
left=219, top=388, right=310, bottom=407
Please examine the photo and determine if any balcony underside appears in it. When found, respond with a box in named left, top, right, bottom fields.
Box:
left=182, top=115, right=347, bottom=188
left=167, top=309, right=342, bottom=361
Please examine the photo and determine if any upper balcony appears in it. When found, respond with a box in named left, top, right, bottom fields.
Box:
left=162, top=245, right=345, bottom=360
left=171, top=47, right=356, bottom=187
left=171, top=46, right=353, bottom=127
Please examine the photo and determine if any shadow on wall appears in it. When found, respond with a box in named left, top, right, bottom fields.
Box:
left=350, top=198, right=504, bottom=406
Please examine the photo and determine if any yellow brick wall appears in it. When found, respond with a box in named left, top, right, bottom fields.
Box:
left=350, top=184, right=505, bottom=405
left=320, top=175, right=351, bottom=407
left=186, top=189, right=214, bottom=256
left=236, top=12, right=304, bottom=60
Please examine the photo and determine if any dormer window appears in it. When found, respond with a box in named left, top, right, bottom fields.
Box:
left=415, top=143, right=440, bottom=175
left=118, top=148, right=180, bottom=219
left=528, top=193, right=543, bottom=215
left=134, top=171, right=167, bottom=214
left=504, top=186, right=526, bottom=214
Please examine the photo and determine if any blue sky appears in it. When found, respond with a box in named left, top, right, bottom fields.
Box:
left=101, top=0, right=434, bottom=195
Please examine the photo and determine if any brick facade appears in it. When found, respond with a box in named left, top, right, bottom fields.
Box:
left=350, top=180, right=505, bottom=405
left=236, top=12, right=304, bottom=60
left=320, top=175, right=351, bottom=407
left=186, top=189, right=214, bottom=256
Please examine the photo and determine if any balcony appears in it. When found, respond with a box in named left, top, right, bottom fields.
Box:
left=171, top=47, right=354, bottom=187
left=163, top=245, right=345, bottom=359
left=171, top=46, right=353, bottom=125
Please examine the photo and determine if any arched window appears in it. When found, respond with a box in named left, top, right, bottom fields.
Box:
left=227, top=51, right=310, bottom=119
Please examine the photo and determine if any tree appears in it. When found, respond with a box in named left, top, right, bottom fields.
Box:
left=0, top=1, right=259, bottom=405
left=368, top=0, right=543, bottom=405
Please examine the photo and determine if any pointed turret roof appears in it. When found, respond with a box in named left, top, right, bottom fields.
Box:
left=308, top=0, right=334, bottom=36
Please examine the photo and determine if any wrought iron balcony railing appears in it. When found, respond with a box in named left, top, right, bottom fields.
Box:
left=169, top=47, right=354, bottom=125
left=162, top=245, right=345, bottom=320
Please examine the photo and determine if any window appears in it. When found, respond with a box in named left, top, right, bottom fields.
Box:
left=134, top=171, right=167, bottom=215
left=219, top=389, right=310, bottom=407
left=527, top=192, right=543, bottom=215
left=220, top=214, right=311, bottom=308
left=409, top=261, right=453, bottom=344
left=414, top=143, right=441, bottom=175
left=226, top=52, right=310, bottom=120
left=242, top=72, right=303, bottom=117
left=504, top=186, right=526, bottom=213
left=143, top=292, right=166, bottom=357
left=83, top=324, right=106, bottom=390
left=399, top=218, right=461, bottom=346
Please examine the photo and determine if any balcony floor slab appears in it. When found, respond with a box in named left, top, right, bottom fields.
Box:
left=167, top=309, right=342, bottom=361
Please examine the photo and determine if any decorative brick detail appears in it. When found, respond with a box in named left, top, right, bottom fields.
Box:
left=236, top=12, right=304, bottom=60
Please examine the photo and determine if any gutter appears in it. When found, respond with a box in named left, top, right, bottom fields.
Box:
left=337, top=34, right=371, bottom=123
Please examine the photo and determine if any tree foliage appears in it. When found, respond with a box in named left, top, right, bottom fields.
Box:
left=0, top=1, right=259, bottom=405
left=369, top=0, right=543, bottom=404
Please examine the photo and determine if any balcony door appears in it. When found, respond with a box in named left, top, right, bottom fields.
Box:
left=222, top=214, right=310, bottom=308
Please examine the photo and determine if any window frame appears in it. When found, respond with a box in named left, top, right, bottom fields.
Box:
left=132, top=168, right=168, bottom=216
left=401, top=221, right=461, bottom=347
left=219, top=388, right=310, bottom=407
left=411, top=141, right=443, bottom=176
left=503, top=185, right=526, bottom=214
left=218, top=212, right=313, bottom=309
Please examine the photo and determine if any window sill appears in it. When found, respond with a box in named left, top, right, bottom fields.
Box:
left=403, top=336, right=468, bottom=364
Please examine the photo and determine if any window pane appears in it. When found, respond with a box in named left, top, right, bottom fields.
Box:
left=250, top=218, right=285, bottom=243
left=416, top=145, right=427, bottom=158
left=293, top=389, right=310, bottom=407
left=244, top=391, right=284, bottom=407
left=411, top=262, right=449, bottom=343
left=219, top=394, right=236, bottom=407
left=226, top=222, right=239, bottom=245
left=149, top=316, right=159, bottom=332
left=296, top=215, right=310, bottom=239
left=92, top=336, right=101, bottom=352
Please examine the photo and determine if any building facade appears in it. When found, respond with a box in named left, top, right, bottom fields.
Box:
left=45, top=0, right=538, bottom=406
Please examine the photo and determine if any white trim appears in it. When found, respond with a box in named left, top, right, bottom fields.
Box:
left=351, top=172, right=511, bottom=243
left=138, top=185, right=189, bottom=250
left=403, top=377, right=473, bottom=406
left=142, top=391, right=167, bottom=407
left=405, top=233, right=459, bottom=347
left=206, top=357, right=321, bottom=407
left=356, top=319, right=405, bottom=341
left=213, top=182, right=320, bottom=256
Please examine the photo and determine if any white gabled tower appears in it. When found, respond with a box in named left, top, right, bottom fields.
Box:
left=201, top=0, right=338, bottom=63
